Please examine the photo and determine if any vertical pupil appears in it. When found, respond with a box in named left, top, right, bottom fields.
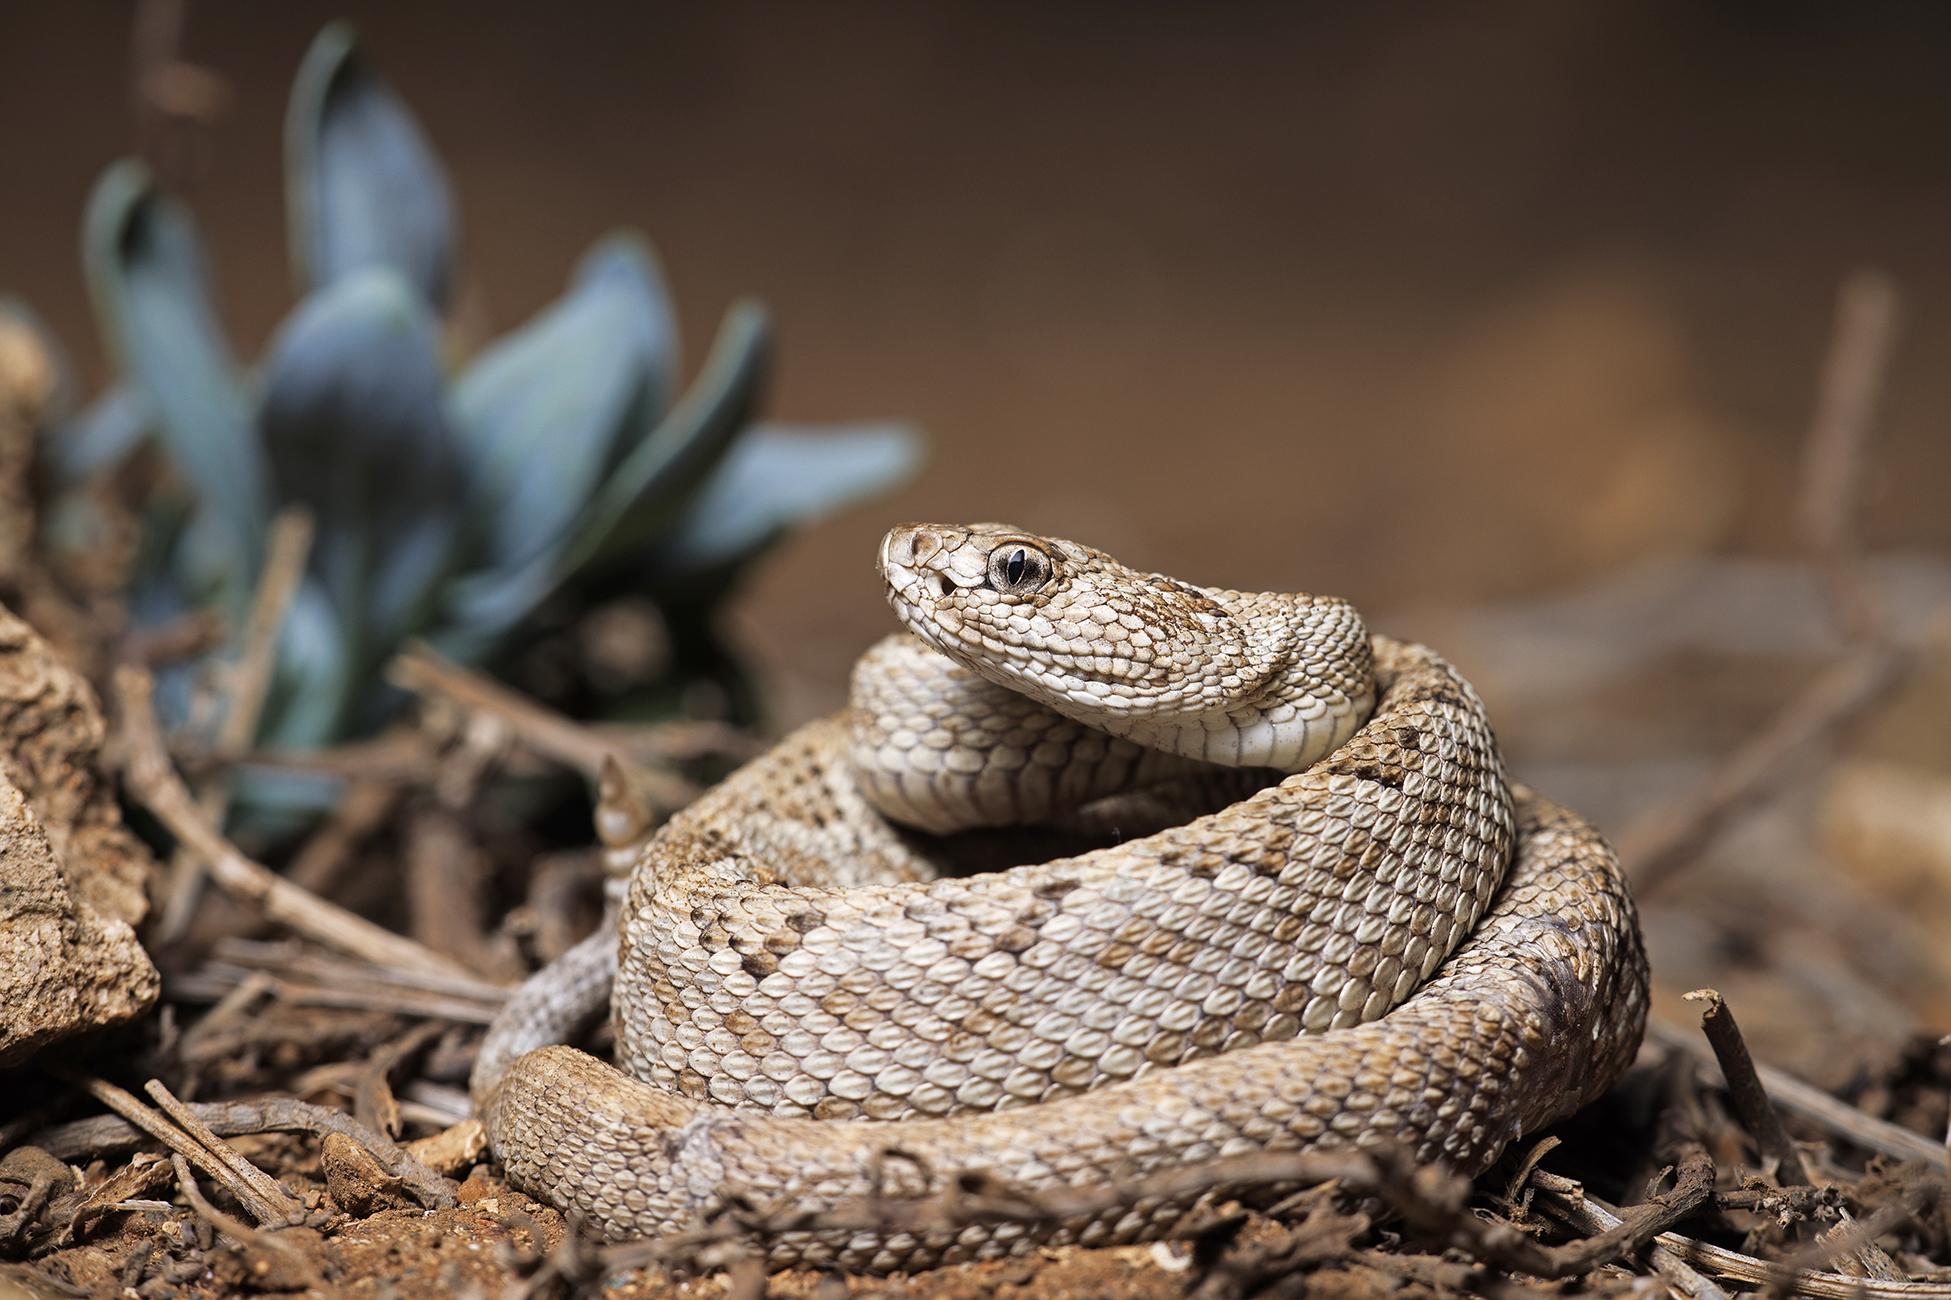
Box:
left=1006, top=550, right=1027, bottom=585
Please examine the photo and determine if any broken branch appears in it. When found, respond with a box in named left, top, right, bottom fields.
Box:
left=114, top=664, right=480, bottom=982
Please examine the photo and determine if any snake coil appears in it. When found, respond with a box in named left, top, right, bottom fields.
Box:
left=476, top=523, right=1648, bottom=1273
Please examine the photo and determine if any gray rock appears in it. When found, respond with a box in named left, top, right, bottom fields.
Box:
left=0, top=774, right=157, bottom=1066
left=0, top=606, right=155, bottom=928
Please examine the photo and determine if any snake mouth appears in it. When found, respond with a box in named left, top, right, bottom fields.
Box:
left=878, top=524, right=949, bottom=612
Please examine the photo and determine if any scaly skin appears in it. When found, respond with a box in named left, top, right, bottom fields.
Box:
left=477, top=525, right=1649, bottom=1271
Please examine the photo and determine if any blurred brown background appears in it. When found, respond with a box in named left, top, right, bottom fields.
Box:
left=8, top=2, right=1951, bottom=720
left=9, top=1, right=1951, bottom=1078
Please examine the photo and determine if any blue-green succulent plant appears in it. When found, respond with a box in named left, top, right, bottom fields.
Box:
left=54, top=21, right=921, bottom=751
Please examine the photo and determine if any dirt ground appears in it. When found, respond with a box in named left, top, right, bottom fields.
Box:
left=5, top=4, right=1951, bottom=1298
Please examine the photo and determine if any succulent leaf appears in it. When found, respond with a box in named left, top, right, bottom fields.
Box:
left=286, top=21, right=457, bottom=307
left=48, top=383, right=153, bottom=485
left=435, top=300, right=769, bottom=656
left=258, top=576, right=353, bottom=750
left=650, top=421, right=924, bottom=578
left=568, top=299, right=771, bottom=575
left=259, top=267, right=464, bottom=697
left=449, top=231, right=679, bottom=579
left=82, top=159, right=267, bottom=603
left=71, top=23, right=929, bottom=755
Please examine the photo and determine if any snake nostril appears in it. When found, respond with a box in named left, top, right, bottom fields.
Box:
left=937, top=574, right=956, bottom=597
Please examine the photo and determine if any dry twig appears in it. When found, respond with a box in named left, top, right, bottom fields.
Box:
left=114, top=664, right=479, bottom=982
left=1685, top=989, right=1811, bottom=1186
left=229, top=729, right=435, bottom=781
left=1625, top=268, right=1908, bottom=893
left=209, top=938, right=510, bottom=1009
left=1534, top=1165, right=1951, bottom=1299
left=48, top=1069, right=296, bottom=1226
left=158, top=505, right=316, bottom=941
left=167, top=968, right=506, bottom=1025
left=354, top=1020, right=449, bottom=1140
left=282, top=777, right=401, bottom=896
left=1653, top=1231, right=1951, bottom=1298
left=1624, top=644, right=1905, bottom=892
left=1647, top=1021, right=1949, bottom=1170
left=406, top=807, right=522, bottom=980
left=115, top=608, right=228, bottom=667
left=388, top=639, right=701, bottom=811
left=168, top=1155, right=321, bottom=1292
left=1801, top=268, right=1902, bottom=642
left=1529, top=1168, right=1728, bottom=1300
left=34, top=1096, right=455, bottom=1210
left=141, top=1079, right=301, bottom=1224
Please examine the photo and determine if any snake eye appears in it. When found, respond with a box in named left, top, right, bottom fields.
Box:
left=988, top=543, right=1051, bottom=596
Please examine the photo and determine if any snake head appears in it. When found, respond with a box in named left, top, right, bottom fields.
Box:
left=877, top=521, right=1274, bottom=725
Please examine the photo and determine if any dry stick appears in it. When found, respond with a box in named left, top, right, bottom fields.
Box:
left=142, top=1079, right=302, bottom=1223
left=1624, top=640, right=1905, bottom=893
left=229, top=729, right=583, bottom=784
left=167, top=1154, right=319, bottom=1291
left=166, top=970, right=508, bottom=1025
left=115, top=665, right=480, bottom=982
left=50, top=1069, right=291, bottom=1226
left=158, top=505, right=315, bottom=942
left=1653, top=1231, right=1951, bottom=1300
left=1814, top=1216, right=1911, bottom=1285
left=211, top=938, right=512, bottom=1006
left=395, top=1100, right=470, bottom=1131
left=1364, top=1254, right=1564, bottom=1300
left=387, top=639, right=699, bottom=811
left=1683, top=989, right=1811, bottom=1186
left=234, top=729, right=435, bottom=781
left=34, top=1096, right=455, bottom=1209
left=169, top=936, right=511, bottom=1023
left=355, top=1020, right=450, bottom=1140
left=1800, top=269, right=1902, bottom=644
left=1645, top=1021, right=1949, bottom=1170
left=404, top=806, right=510, bottom=978
left=1541, top=1170, right=1951, bottom=1300
left=1437, top=1142, right=1717, bottom=1280
left=116, top=607, right=228, bottom=667
left=1529, top=1171, right=1729, bottom=1300
left=1625, top=268, right=1906, bottom=896
left=175, top=969, right=276, bottom=1059
left=590, top=717, right=762, bottom=764
left=1778, top=1178, right=1944, bottom=1285
left=282, top=777, right=400, bottom=896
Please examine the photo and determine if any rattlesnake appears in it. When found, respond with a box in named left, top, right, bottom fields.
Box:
left=475, top=523, right=1648, bottom=1272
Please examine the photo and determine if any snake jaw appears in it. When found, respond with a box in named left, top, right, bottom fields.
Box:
left=878, top=523, right=943, bottom=620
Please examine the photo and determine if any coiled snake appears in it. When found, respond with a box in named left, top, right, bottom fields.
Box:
left=474, top=523, right=1648, bottom=1272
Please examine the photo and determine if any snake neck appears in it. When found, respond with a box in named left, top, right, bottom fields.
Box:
left=878, top=523, right=1376, bottom=774
left=884, top=587, right=1376, bottom=775
left=1085, top=589, right=1377, bottom=770
left=847, top=633, right=1282, bottom=835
